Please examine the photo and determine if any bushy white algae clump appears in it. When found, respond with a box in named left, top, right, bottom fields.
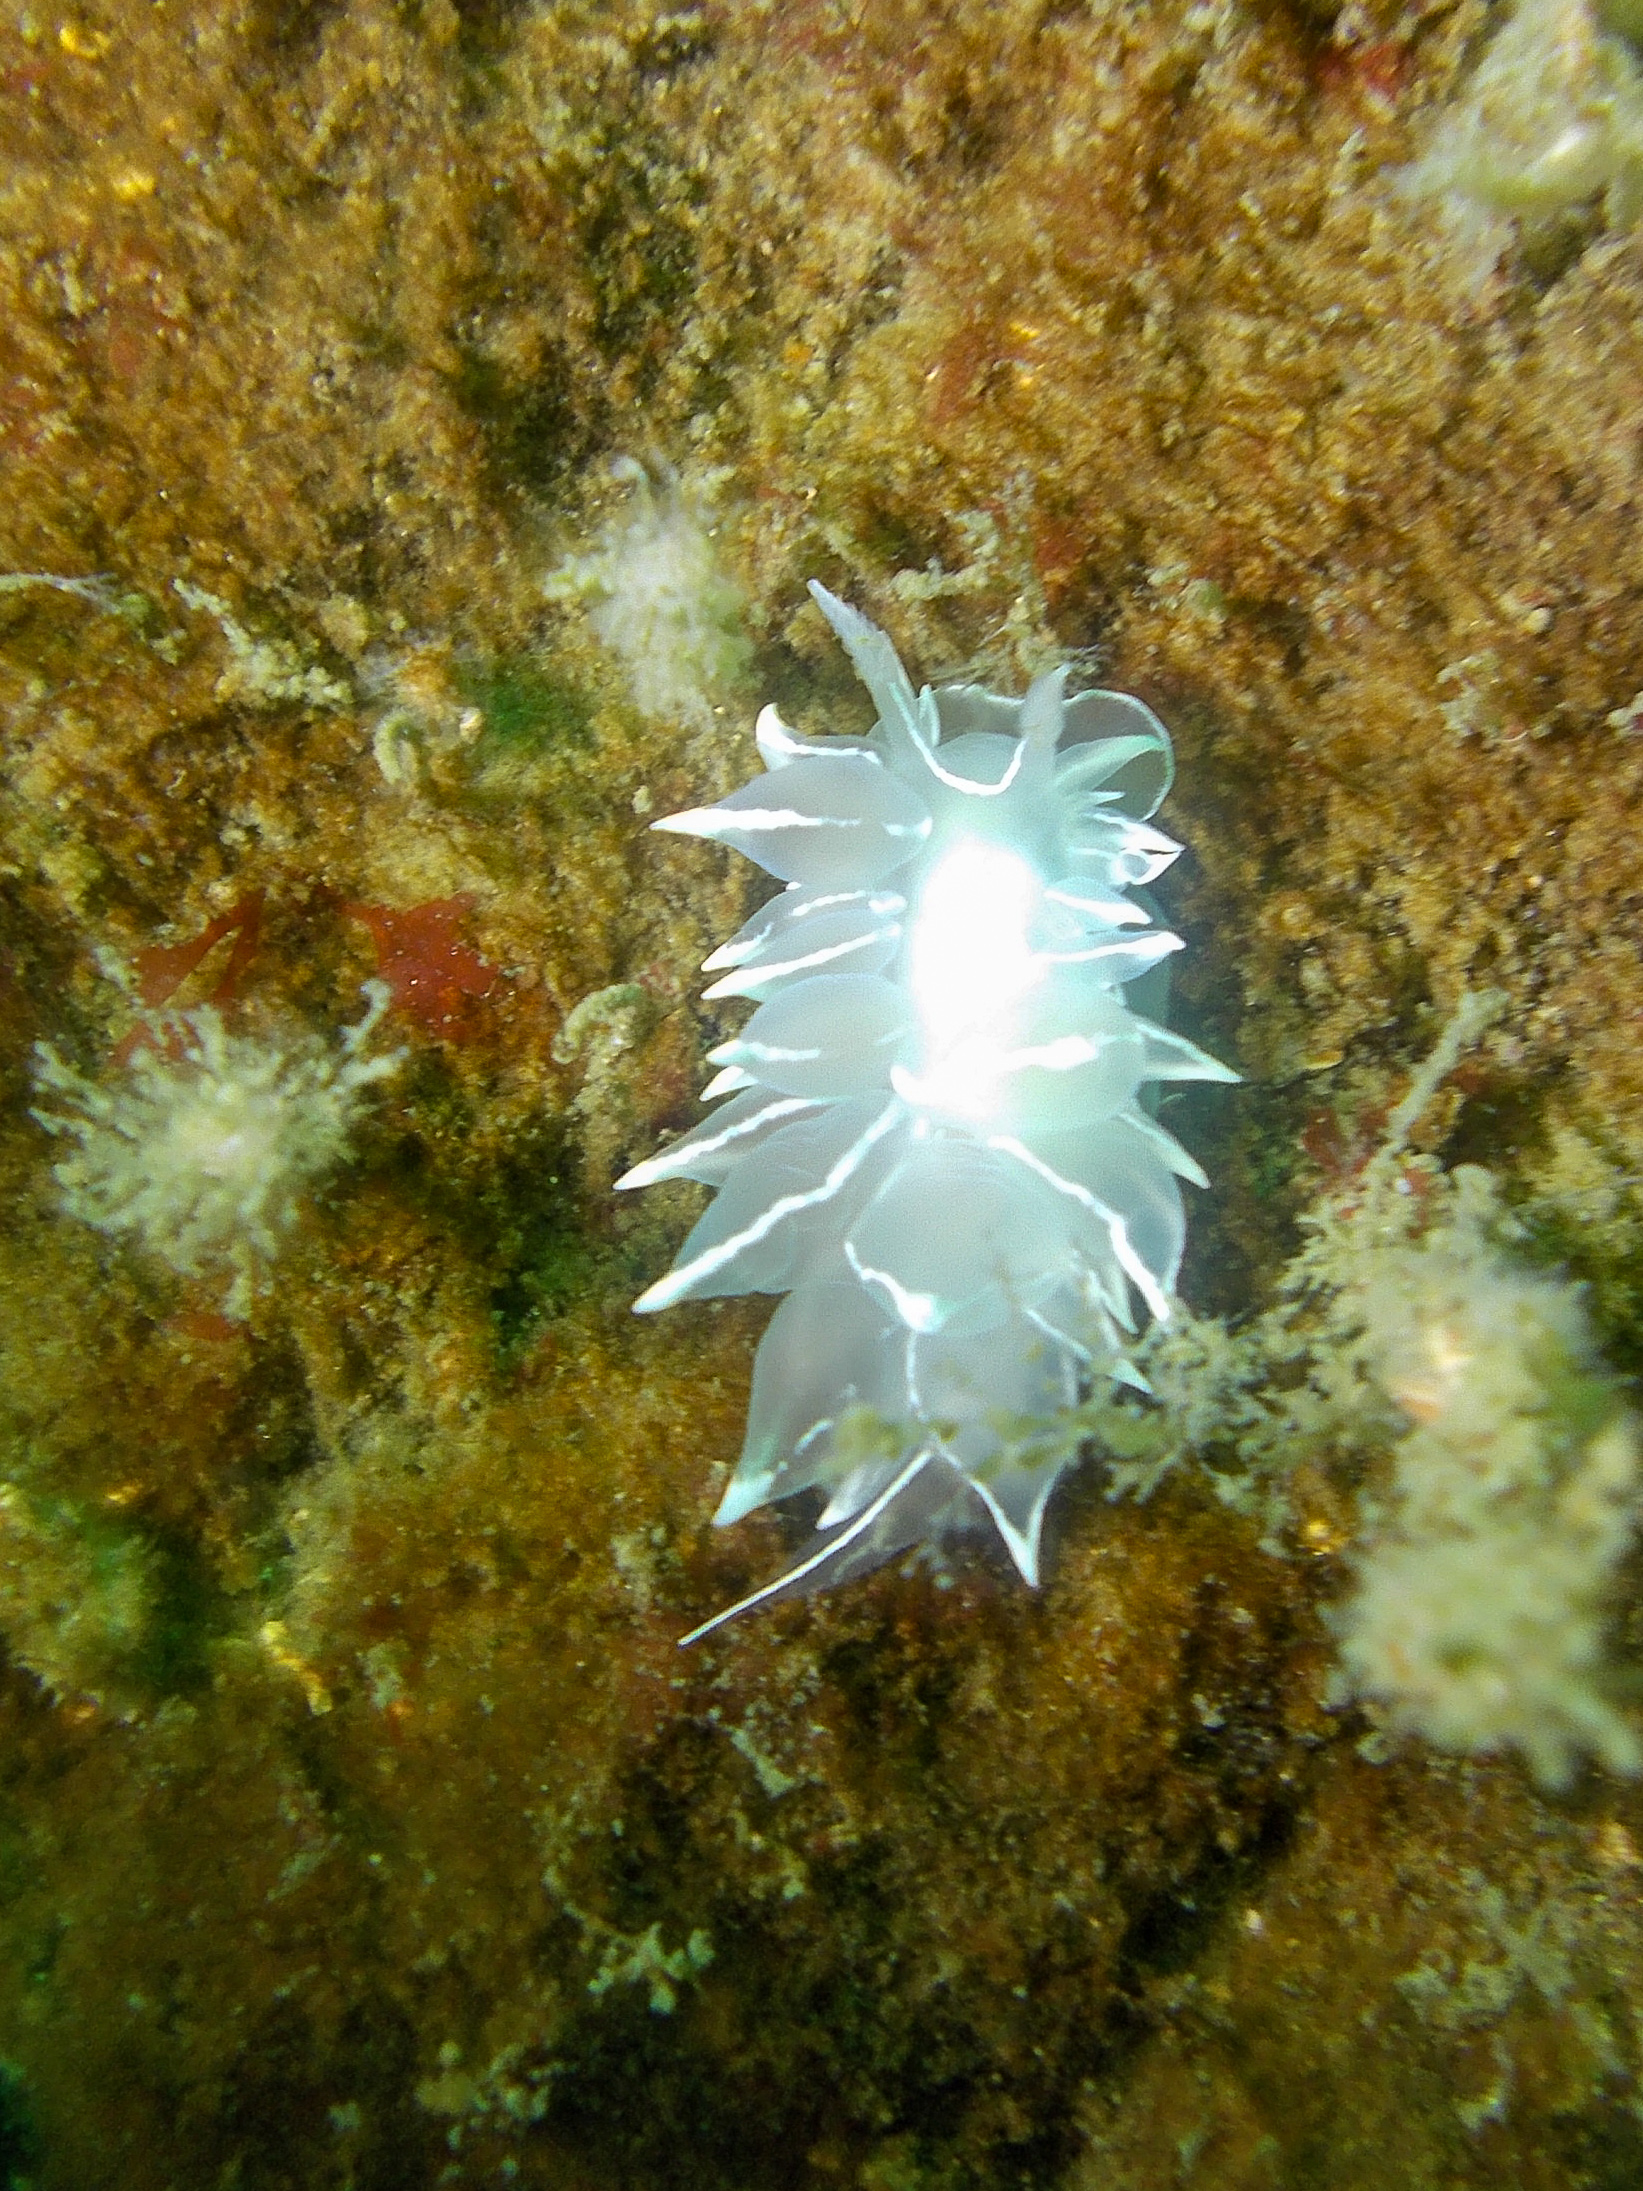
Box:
left=544, top=456, right=750, bottom=728
left=1403, top=0, right=1643, bottom=279
left=962, top=992, right=1643, bottom=1787
left=33, top=986, right=401, bottom=1316
left=1329, top=1169, right=1643, bottom=1789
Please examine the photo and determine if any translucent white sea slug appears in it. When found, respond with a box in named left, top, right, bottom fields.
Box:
left=621, top=586, right=1236, bottom=1642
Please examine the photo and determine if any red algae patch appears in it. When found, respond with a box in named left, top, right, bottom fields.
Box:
left=343, top=898, right=500, bottom=1043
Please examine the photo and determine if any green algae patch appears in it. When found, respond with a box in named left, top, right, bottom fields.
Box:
left=481, top=1153, right=608, bottom=1366
left=0, top=2062, right=41, bottom=2191
left=132, top=1527, right=240, bottom=1703
left=457, top=655, right=594, bottom=761
left=0, top=1488, right=154, bottom=1714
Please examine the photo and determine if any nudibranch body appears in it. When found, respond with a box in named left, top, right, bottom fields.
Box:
left=620, top=585, right=1235, bottom=1642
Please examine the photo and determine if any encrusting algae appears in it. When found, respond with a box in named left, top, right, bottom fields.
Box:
left=4, top=1, right=1643, bottom=2187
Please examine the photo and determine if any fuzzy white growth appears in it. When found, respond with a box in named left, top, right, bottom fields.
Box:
left=1330, top=1175, right=1643, bottom=1789
left=623, top=585, right=1235, bottom=1638
left=33, top=986, right=401, bottom=1317
left=1401, top=0, right=1643, bottom=283
left=545, top=457, right=750, bottom=727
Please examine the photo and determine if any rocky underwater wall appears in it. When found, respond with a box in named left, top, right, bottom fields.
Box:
left=4, top=2, right=1643, bottom=2186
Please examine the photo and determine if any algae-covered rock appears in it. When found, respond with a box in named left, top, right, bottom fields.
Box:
left=3, top=1, right=1643, bottom=2186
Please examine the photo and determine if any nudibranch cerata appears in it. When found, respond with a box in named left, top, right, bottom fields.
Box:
left=620, top=584, right=1235, bottom=1643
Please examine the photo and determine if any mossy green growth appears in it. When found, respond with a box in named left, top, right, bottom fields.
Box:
left=0, top=1486, right=155, bottom=1710
left=489, top=1208, right=604, bottom=1364
left=457, top=652, right=595, bottom=778
left=0, top=2060, right=41, bottom=2191
left=1601, top=0, right=1643, bottom=50
left=1526, top=1328, right=1631, bottom=1457
left=132, top=1527, right=237, bottom=1700
left=578, top=126, right=705, bottom=370
left=473, top=1145, right=606, bottom=1364
left=1513, top=1183, right=1643, bottom=1384
left=0, top=1486, right=241, bottom=1712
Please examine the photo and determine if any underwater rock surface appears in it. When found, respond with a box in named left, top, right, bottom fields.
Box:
left=2, top=1, right=1643, bottom=2186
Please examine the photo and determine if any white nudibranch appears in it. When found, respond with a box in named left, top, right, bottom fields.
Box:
left=620, top=585, right=1236, bottom=1642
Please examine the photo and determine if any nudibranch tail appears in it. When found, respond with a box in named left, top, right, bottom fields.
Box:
left=624, top=589, right=1236, bottom=1640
